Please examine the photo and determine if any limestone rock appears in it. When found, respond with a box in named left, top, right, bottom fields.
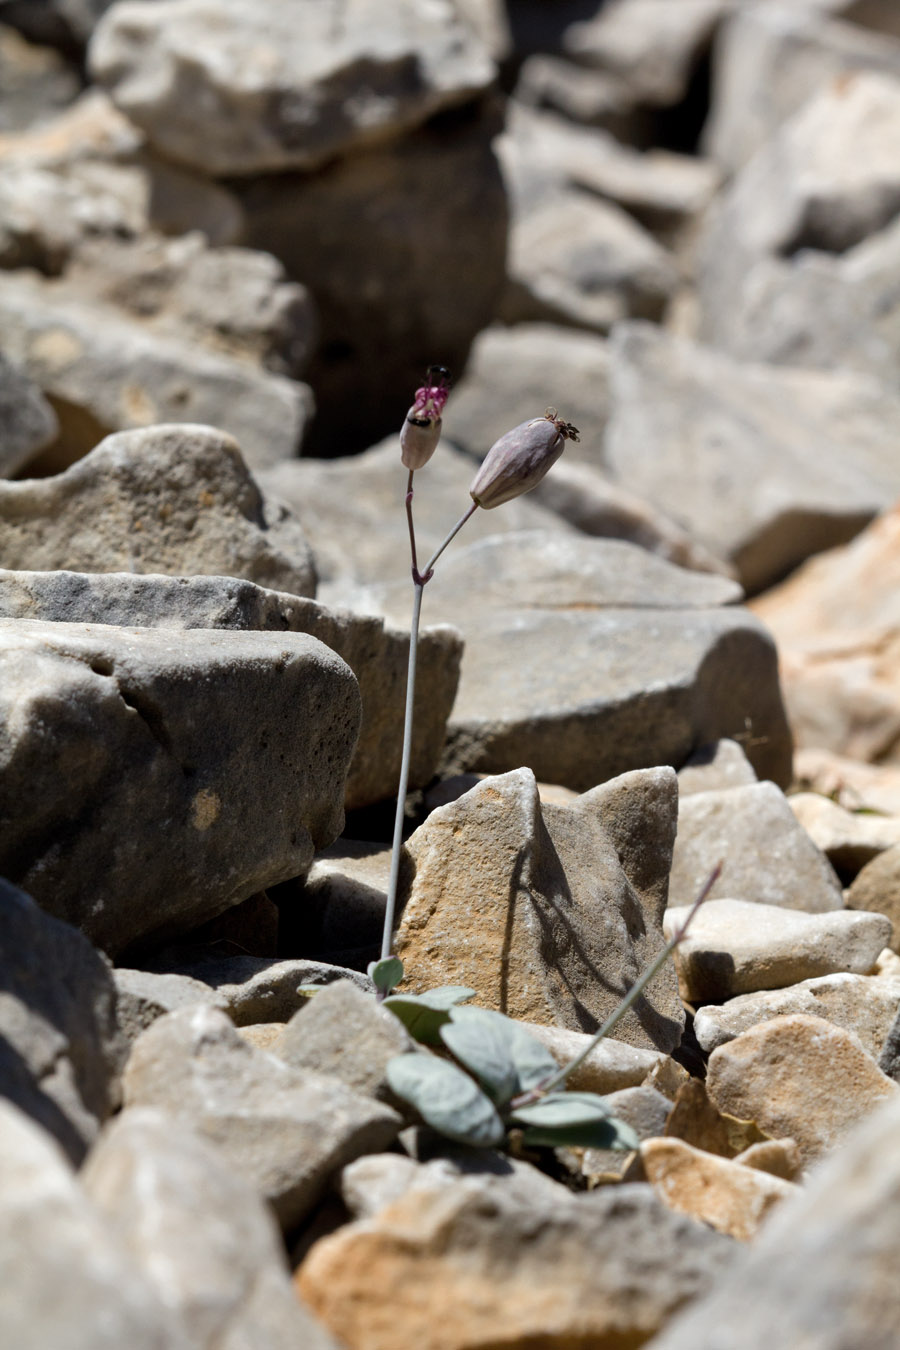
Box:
left=789, top=790, right=900, bottom=879
left=794, top=747, right=900, bottom=816
left=733, top=1138, right=804, bottom=1183
left=640, top=1136, right=797, bottom=1241
left=581, top=1084, right=672, bottom=1180
left=848, top=844, right=900, bottom=952
left=0, top=349, right=58, bottom=475
left=0, top=568, right=461, bottom=810
left=665, top=899, right=891, bottom=1002
left=0, top=879, right=124, bottom=1164
left=298, top=1177, right=735, bottom=1350
left=114, top=968, right=224, bottom=1045
left=290, top=840, right=392, bottom=964
left=81, top=1108, right=340, bottom=1350
left=396, top=765, right=685, bottom=1053
left=604, top=322, right=900, bottom=593
left=0, top=1098, right=190, bottom=1349
left=668, top=782, right=844, bottom=914
left=278, top=980, right=414, bottom=1103
left=694, top=968, right=900, bottom=1059
left=751, top=504, right=900, bottom=764
left=514, top=1021, right=679, bottom=1096
left=0, top=424, right=316, bottom=595
left=0, top=266, right=314, bottom=469
left=122, top=1005, right=400, bottom=1230
left=90, top=0, right=496, bottom=176
left=0, top=617, right=359, bottom=956
left=677, top=739, right=758, bottom=796
left=706, top=1013, right=898, bottom=1167
left=642, top=1091, right=900, bottom=1350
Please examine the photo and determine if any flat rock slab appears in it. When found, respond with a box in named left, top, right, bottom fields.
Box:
left=706, top=1013, right=898, bottom=1167
left=0, top=424, right=316, bottom=596
left=0, top=879, right=124, bottom=1164
left=90, top=0, right=496, bottom=175
left=604, top=321, right=900, bottom=593
left=0, top=617, right=359, bottom=956
left=644, top=1091, right=900, bottom=1350
left=665, top=899, right=891, bottom=1002
left=0, top=1098, right=189, bottom=1350
left=640, top=1136, right=797, bottom=1242
left=694, top=969, right=900, bottom=1059
left=669, top=782, right=844, bottom=913
left=82, top=1108, right=340, bottom=1350
left=361, top=531, right=789, bottom=791
left=0, top=568, right=461, bottom=809
left=396, top=765, right=685, bottom=1053
left=122, top=1005, right=400, bottom=1231
left=298, top=1176, right=735, bottom=1350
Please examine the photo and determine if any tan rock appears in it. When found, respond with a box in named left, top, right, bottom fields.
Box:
left=665, top=899, right=891, bottom=1001
left=706, top=1013, right=898, bottom=1166
left=794, top=746, right=900, bottom=815
left=848, top=843, right=900, bottom=953
left=512, top=1021, right=678, bottom=1095
left=677, top=739, right=757, bottom=796
left=641, top=1136, right=796, bottom=1240
left=664, top=1078, right=768, bottom=1159
left=734, top=1138, right=804, bottom=1183
left=789, top=791, right=900, bottom=879
left=395, top=765, right=684, bottom=1052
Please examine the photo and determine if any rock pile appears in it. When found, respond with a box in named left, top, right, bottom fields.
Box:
left=3, top=0, right=900, bottom=1347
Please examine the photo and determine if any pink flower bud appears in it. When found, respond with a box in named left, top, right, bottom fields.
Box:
left=469, top=409, right=580, bottom=509
left=400, top=364, right=450, bottom=470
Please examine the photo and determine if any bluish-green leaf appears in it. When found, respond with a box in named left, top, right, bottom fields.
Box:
left=440, top=1006, right=518, bottom=1105
left=445, top=1004, right=558, bottom=1094
left=521, top=1116, right=640, bottom=1151
left=383, top=987, right=476, bottom=1044
left=510, top=1092, right=615, bottom=1130
left=385, top=1053, right=505, bottom=1147
left=368, top=956, right=404, bottom=995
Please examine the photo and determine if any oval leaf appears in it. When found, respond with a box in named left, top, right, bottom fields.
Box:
left=416, top=987, right=477, bottom=1010
left=383, top=988, right=476, bottom=1044
left=511, top=1092, right=615, bottom=1130
left=368, top=956, right=404, bottom=995
left=440, top=1007, right=518, bottom=1105
left=385, top=1053, right=505, bottom=1147
left=521, top=1116, right=640, bottom=1152
left=446, top=1004, right=558, bottom=1094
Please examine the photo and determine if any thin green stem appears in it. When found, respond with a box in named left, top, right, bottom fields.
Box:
left=423, top=501, right=478, bottom=575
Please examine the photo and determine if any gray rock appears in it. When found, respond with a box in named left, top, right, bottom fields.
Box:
left=0, top=22, right=80, bottom=131
left=513, top=54, right=644, bottom=138
left=0, top=568, right=460, bottom=809
left=666, top=899, right=891, bottom=1002
left=293, top=840, right=392, bottom=963
left=0, top=424, right=316, bottom=595
left=114, top=968, right=225, bottom=1046
left=122, top=1005, right=400, bottom=1230
left=0, top=349, right=58, bottom=475
left=0, top=1098, right=190, bottom=1350
left=0, top=879, right=124, bottom=1164
left=0, top=617, right=359, bottom=956
left=848, top=843, right=900, bottom=953
left=90, top=0, right=496, bottom=175
left=582, top=1084, right=673, bottom=1179
left=669, top=782, right=844, bottom=914
left=695, top=969, right=900, bottom=1059
left=396, top=765, right=685, bottom=1053
left=299, top=1176, right=735, bottom=1349
left=677, top=739, right=758, bottom=796
left=279, top=979, right=414, bottom=1102
left=646, top=1091, right=900, bottom=1350
left=604, top=322, right=900, bottom=593
left=81, top=1108, right=341, bottom=1350
left=0, top=267, right=314, bottom=470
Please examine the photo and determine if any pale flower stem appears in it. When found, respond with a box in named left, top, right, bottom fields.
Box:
left=378, top=499, right=481, bottom=977
left=516, top=861, right=723, bottom=1100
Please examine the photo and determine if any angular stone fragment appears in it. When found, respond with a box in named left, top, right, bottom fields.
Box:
left=677, top=739, right=758, bottom=796
left=0, top=1098, right=189, bottom=1350
left=297, top=1177, right=735, bottom=1350
left=669, top=782, right=844, bottom=914
left=789, top=790, right=900, bottom=879
left=278, top=980, right=414, bottom=1103
left=706, top=1013, right=898, bottom=1166
left=0, top=568, right=461, bottom=809
left=0, top=349, right=58, bottom=475
left=663, top=1079, right=769, bottom=1161
left=641, top=1136, right=796, bottom=1241
left=82, top=1108, right=340, bottom=1350
left=581, top=1085, right=672, bottom=1180
left=114, top=968, right=223, bottom=1046
left=694, top=968, right=900, bottom=1059
left=665, top=899, right=891, bottom=1002
left=848, top=843, right=900, bottom=952
left=605, top=322, right=900, bottom=593
left=0, top=617, right=359, bottom=955
left=91, top=0, right=496, bottom=175
left=733, top=1138, right=803, bottom=1183
left=123, top=1005, right=400, bottom=1230
left=289, top=839, right=391, bottom=963
left=0, top=424, right=316, bottom=594
left=396, top=766, right=684, bottom=1052
left=643, top=1092, right=900, bottom=1350
left=0, top=879, right=124, bottom=1164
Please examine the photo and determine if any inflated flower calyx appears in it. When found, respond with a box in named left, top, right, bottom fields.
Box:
left=469, top=408, right=579, bottom=509
left=400, top=364, right=451, bottom=470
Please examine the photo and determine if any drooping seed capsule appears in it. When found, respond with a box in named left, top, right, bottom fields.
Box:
left=400, top=364, right=451, bottom=470
left=469, top=408, right=580, bottom=509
